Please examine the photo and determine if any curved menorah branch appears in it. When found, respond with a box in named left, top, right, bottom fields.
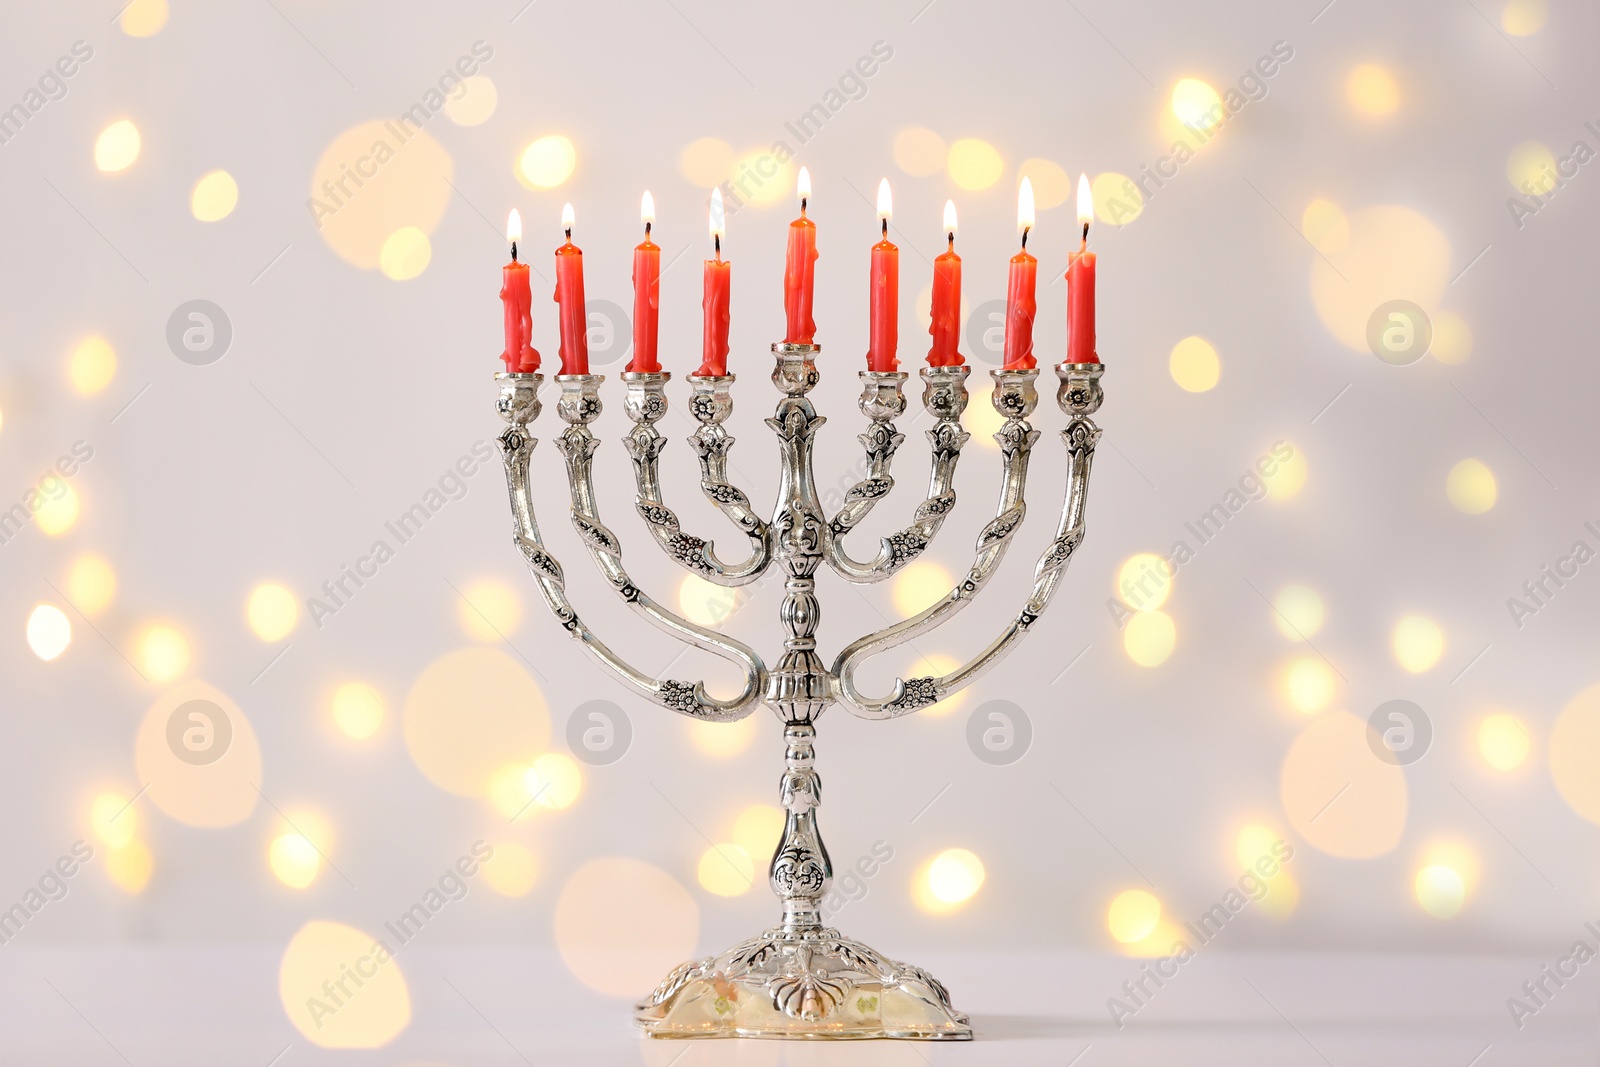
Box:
left=622, top=371, right=772, bottom=586
left=831, top=368, right=1050, bottom=718
left=495, top=372, right=767, bottom=722
left=825, top=367, right=972, bottom=583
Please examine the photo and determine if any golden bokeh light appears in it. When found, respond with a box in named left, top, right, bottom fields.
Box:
left=1107, top=888, right=1161, bottom=943
left=1446, top=458, right=1497, bottom=514
left=310, top=121, right=452, bottom=271
left=1502, top=0, right=1549, bottom=35
left=91, top=792, right=138, bottom=849
left=247, top=582, right=299, bottom=642
left=947, top=138, right=1004, bottom=190
left=678, top=574, right=744, bottom=628
left=915, top=848, right=986, bottom=913
left=136, top=680, right=262, bottom=827
left=965, top=380, right=1006, bottom=450
left=378, top=227, right=431, bottom=281
left=1236, top=824, right=1298, bottom=919
left=120, top=0, right=168, bottom=37
left=554, top=857, right=699, bottom=996
left=893, top=126, right=946, bottom=177
left=1346, top=63, right=1400, bottom=116
left=1280, top=656, right=1338, bottom=715
left=402, top=647, right=549, bottom=798
left=1391, top=615, right=1444, bottom=673
left=517, top=134, right=577, bottom=189
left=1235, top=824, right=1282, bottom=871
left=904, top=653, right=966, bottom=717
left=1301, top=199, right=1350, bottom=255
left=270, top=833, right=322, bottom=889
left=1272, top=583, right=1325, bottom=641
left=36, top=483, right=81, bottom=537
left=679, top=137, right=735, bottom=187
left=524, top=752, right=583, bottom=811
left=26, top=604, right=72, bottom=662
left=1479, top=712, right=1531, bottom=771
left=95, top=120, right=142, bottom=173
left=1169, top=336, right=1220, bottom=393
left=457, top=578, right=522, bottom=640
left=1549, top=685, right=1600, bottom=823
left=1092, top=172, right=1142, bottom=225
left=106, top=840, right=154, bottom=893
left=1282, top=710, right=1407, bottom=858
left=732, top=804, right=784, bottom=861
left=67, top=553, right=116, bottom=616
left=69, top=336, right=117, bottom=394
left=1123, top=610, right=1175, bottom=667
left=1116, top=552, right=1173, bottom=611
left=331, top=682, right=385, bottom=741
left=727, top=147, right=793, bottom=207
left=892, top=559, right=953, bottom=617
left=1506, top=140, right=1557, bottom=195
left=687, top=712, right=758, bottom=759
left=136, top=623, right=190, bottom=683
left=697, top=843, right=756, bottom=897
left=190, top=170, right=239, bottom=222
left=1311, top=205, right=1451, bottom=352
left=1414, top=864, right=1465, bottom=919
left=1263, top=446, right=1308, bottom=500
left=279, top=921, right=411, bottom=1048
left=443, top=76, right=498, bottom=126
left=1171, top=78, right=1225, bottom=133
left=1430, top=310, right=1473, bottom=364
left=1018, top=158, right=1072, bottom=209
left=482, top=841, right=538, bottom=897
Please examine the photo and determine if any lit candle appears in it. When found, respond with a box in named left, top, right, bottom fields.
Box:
left=1066, top=174, right=1099, bottom=365
left=500, top=209, right=538, bottom=372
left=783, top=167, right=818, bottom=345
left=698, top=188, right=732, bottom=377
left=553, top=202, right=589, bottom=375
left=1003, top=177, right=1038, bottom=371
left=628, top=191, right=661, bottom=373
left=867, top=178, right=899, bottom=373
left=927, top=199, right=964, bottom=367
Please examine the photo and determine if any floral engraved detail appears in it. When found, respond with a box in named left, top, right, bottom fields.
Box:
left=977, top=505, right=1025, bottom=547
left=726, top=939, right=778, bottom=972
left=648, top=960, right=702, bottom=1006
left=1063, top=419, right=1104, bottom=452
left=571, top=515, right=620, bottom=554
left=914, top=492, right=955, bottom=520
left=1039, top=528, right=1085, bottom=572
left=857, top=423, right=904, bottom=461
left=516, top=540, right=564, bottom=585
left=497, top=427, right=528, bottom=454
left=772, top=843, right=827, bottom=896
left=992, top=421, right=1039, bottom=457
left=635, top=500, right=679, bottom=529
left=926, top=422, right=970, bottom=456
left=624, top=429, right=667, bottom=461
left=847, top=478, right=893, bottom=501
left=668, top=533, right=713, bottom=572
left=711, top=971, right=740, bottom=1015
left=885, top=529, right=929, bottom=568
left=659, top=680, right=699, bottom=713
left=886, top=676, right=940, bottom=712
left=769, top=970, right=849, bottom=1021
left=780, top=767, right=821, bottom=812
left=688, top=394, right=719, bottom=422
left=702, top=481, right=747, bottom=508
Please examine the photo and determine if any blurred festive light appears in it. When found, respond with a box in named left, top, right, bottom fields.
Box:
left=894, top=126, right=946, bottom=177
left=726, top=147, right=793, bottom=206
left=893, top=559, right=953, bottom=617
left=331, top=683, right=385, bottom=740
left=488, top=763, right=540, bottom=819
left=69, top=336, right=117, bottom=394
left=1272, top=584, right=1325, bottom=641
left=697, top=843, right=756, bottom=897
left=1300, top=199, right=1350, bottom=255
left=403, top=647, right=549, bottom=798
left=962, top=379, right=1005, bottom=449
left=517, top=135, right=577, bottom=189
left=1551, top=685, right=1600, bottom=823
left=443, top=76, right=498, bottom=126
left=26, top=604, right=72, bottom=661
left=1018, top=158, right=1072, bottom=209
left=1430, top=311, right=1473, bottom=364
left=1505, top=140, right=1558, bottom=195
left=1502, top=0, right=1549, bottom=34
left=732, top=804, right=784, bottom=861
left=678, top=573, right=743, bottom=628
left=94, top=120, right=142, bottom=172
left=554, top=857, right=699, bottom=996
left=524, top=752, right=582, bottom=811
left=947, top=138, right=1004, bottom=190
left=1346, top=63, right=1400, bottom=116
left=1280, top=656, right=1337, bottom=715
left=1171, top=78, right=1225, bottom=133
left=457, top=578, right=522, bottom=640
left=247, top=582, right=299, bottom=642
left=919, top=848, right=986, bottom=910
left=90, top=792, right=138, bottom=849
left=1392, top=615, right=1445, bottom=673
left=189, top=170, right=239, bottom=222
left=379, top=227, right=431, bottom=281
left=119, top=0, right=168, bottom=36
left=1168, top=336, right=1220, bottom=393
left=1446, top=458, right=1497, bottom=514
left=909, top=653, right=967, bottom=716
left=66, top=554, right=116, bottom=616
left=1116, top=552, right=1173, bottom=611
left=36, top=484, right=80, bottom=537
left=1413, top=864, right=1465, bottom=918
left=1263, top=446, right=1308, bottom=500
left=1123, top=610, right=1175, bottom=667
left=482, top=841, right=538, bottom=897
left=105, top=840, right=153, bottom=893
left=279, top=921, right=411, bottom=1047
left=1091, top=172, right=1142, bottom=225
left=1107, top=888, right=1161, bottom=943
left=687, top=713, right=758, bottom=759
left=135, top=681, right=262, bottom=827
left=1311, top=205, right=1451, bottom=351
left=1282, top=710, right=1407, bottom=857
left=678, top=137, right=735, bottom=187
left=1235, top=824, right=1284, bottom=872
left=310, top=122, right=452, bottom=270
left=1479, top=712, right=1531, bottom=771
left=135, top=623, right=190, bottom=682
left=270, top=833, right=322, bottom=889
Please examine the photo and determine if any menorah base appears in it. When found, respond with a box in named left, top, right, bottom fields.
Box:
left=634, top=926, right=972, bottom=1040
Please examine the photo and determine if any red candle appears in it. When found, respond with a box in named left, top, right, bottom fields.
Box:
left=783, top=167, right=818, bottom=345
left=867, top=178, right=899, bottom=373
left=629, top=191, right=661, bottom=374
left=553, top=202, right=589, bottom=375
left=927, top=200, right=964, bottom=367
left=1066, top=174, right=1099, bottom=365
left=1003, top=178, right=1038, bottom=371
left=698, top=188, right=732, bottom=377
left=499, top=209, right=539, bottom=372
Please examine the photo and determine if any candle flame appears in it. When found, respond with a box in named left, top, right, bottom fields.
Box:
left=641, top=190, right=655, bottom=228
left=942, top=199, right=957, bottom=238
left=1017, top=177, right=1035, bottom=238
left=561, top=202, right=575, bottom=232
left=506, top=208, right=522, bottom=244
left=876, top=178, right=892, bottom=222
left=1076, top=173, right=1093, bottom=229
left=709, top=187, right=726, bottom=245
left=797, top=166, right=811, bottom=205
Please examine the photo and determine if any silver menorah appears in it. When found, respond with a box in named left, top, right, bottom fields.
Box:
left=494, top=341, right=1104, bottom=1040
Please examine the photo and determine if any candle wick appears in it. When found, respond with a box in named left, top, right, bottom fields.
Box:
left=565, top=228, right=572, bottom=241
left=714, top=233, right=721, bottom=257
left=511, top=240, right=518, bottom=262
left=881, top=217, right=888, bottom=238
left=645, top=221, right=651, bottom=238
left=1020, top=226, right=1029, bottom=250
left=1081, top=221, right=1089, bottom=245
left=800, top=197, right=807, bottom=215
left=947, top=232, right=954, bottom=249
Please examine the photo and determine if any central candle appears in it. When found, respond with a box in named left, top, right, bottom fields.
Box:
left=927, top=200, right=964, bottom=367
left=629, top=191, right=661, bottom=373
left=783, top=167, right=818, bottom=345
left=500, top=208, right=539, bottom=373
left=1003, top=177, right=1038, bottom=371
left=1066, top=174, right=1099, bottom=365
left=867, top=178, right=899, bottom=373
left=553, top=202, right=589, bottom=375
left=699, top=188, right=732, bottom=377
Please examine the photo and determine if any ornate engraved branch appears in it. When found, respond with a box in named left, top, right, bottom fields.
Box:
left=830, top=367, right=1049, bottom=718
left=824, top=367, right=971, bottom=583
left=495, top=372, right=766, bottom=721
left=623, top=371, right=773, bottom=586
